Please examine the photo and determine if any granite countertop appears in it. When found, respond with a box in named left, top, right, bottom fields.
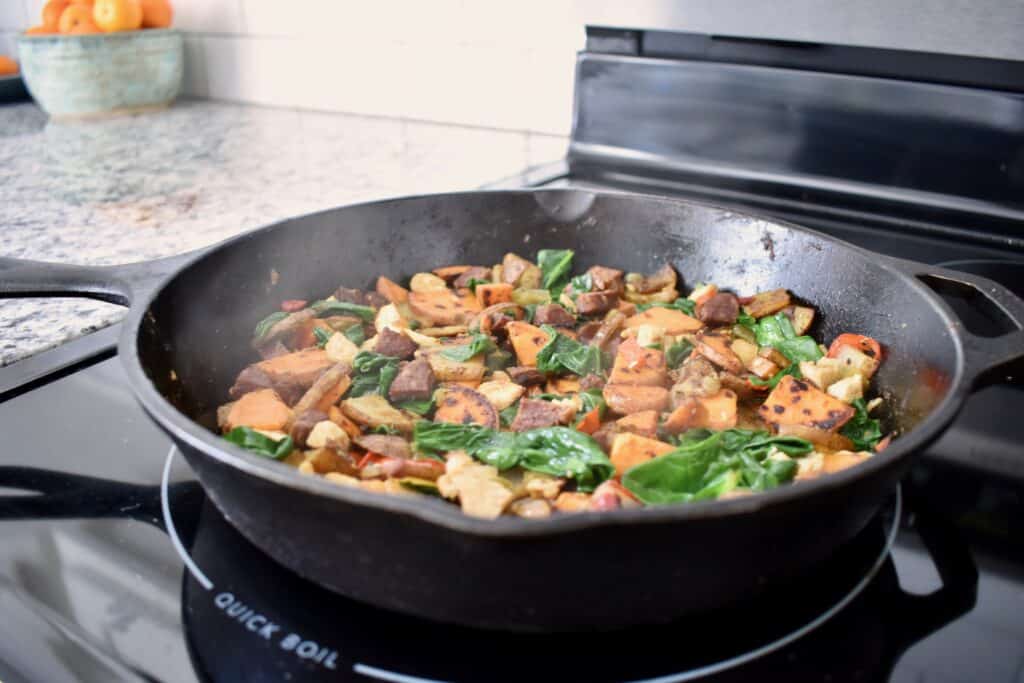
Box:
left=0, top=99, right=565, bottom=366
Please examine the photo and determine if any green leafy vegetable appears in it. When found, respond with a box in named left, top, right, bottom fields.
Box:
left=535, top=325, right=607, bottom=376
left=499, top=403, right=519, bottom=427
left=637, top=298, right=697, bottom=316
left=537, top=249, right=574, bottom=297
left=440, top=333, right=497, bottom=361
left=747, top=363, right=802, bottom=389
left=840, top=398, right=883, bottom=451
left=569, top=273, right=592, bottom=299
left=464, top=278, right=490, bottom=293
left=310, top=299, right=375, bottom=322
left=412, top=421, right=613, bottom=491
left=348, top=351, right=400, bottom=398
left=665, top=339, right=694, bottom=369
left=254, top=311, right=288, bottom=339
left=523, top=303, right=538, bottom=323
left=373, top=424, right=401, bottom=435
left=754, top=313, right=823, bottom=364
left=736, top=311, right=757, bottom=329
left=486, top=349, right=513, bottom=372
left=343, top=324, right=366, bottom=346
left=578, top=388, right=606, bottom=418
left=397, top=395, right=435, bottom=416
left=623, top=429, right=812, bottom=504
left=223, top=426, right=294, bottom=460
left=313, top=327, right=332, bottom=348
left=398, top=477, right=441, bottom=495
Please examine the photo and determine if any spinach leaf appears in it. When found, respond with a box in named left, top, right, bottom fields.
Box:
left=373, top=424, right=401, bottom=435
left=348, top=351, right=400, bottom=398
left=485, top=349, right=513, bottom=372
left=310, top=299, right=376, bottom=322
left=465, top=277, right=490, bottom=293
left=569, top=273, right=593, bottom=298
left=754, top=313, right=822, bottom=364
left=840, top=398, right=883, bottom=451
left=313, top=327, right=332, bottom=348
left=578, top=388, right=606, bottom=418
left=343, top=324, right=366, bottom=346
left=637, top=298, right=697, bottom=316
left=537, top=249, right=574, bottom=297
left=499, top=403, right=519, bottom=427
left=523, top=303, right=538, bottom=323
left=254, top=311, right=288, bottom=339
left=747, top=362, right=802, bottom=389
left=623, top=429, right=811, bottom=504
left=535, top=325, right=607, bottom=376
left=223, top=426, right=294, bottom=460
left=665, top=339, right=694, bottom=369
left=411, top=421, right=613, bottom=491
left=736, top=311, right=757, bottom=329
left=441, top=333, right=496, bottom=361
left=397, top=395, right=435, bottom=416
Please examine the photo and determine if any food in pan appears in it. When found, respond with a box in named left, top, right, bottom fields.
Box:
left=218, top=250, right=889, bottom=519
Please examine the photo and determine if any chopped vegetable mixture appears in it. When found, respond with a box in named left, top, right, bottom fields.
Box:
left=218, top=251, right=889, bottom=518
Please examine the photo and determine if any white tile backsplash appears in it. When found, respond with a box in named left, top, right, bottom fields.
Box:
left=0, top=2, right=27, bottom=31
left=173, top=0, right=245, bottom=34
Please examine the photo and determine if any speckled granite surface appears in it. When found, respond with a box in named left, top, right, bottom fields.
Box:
left=0, top=99, right=565, bottom=366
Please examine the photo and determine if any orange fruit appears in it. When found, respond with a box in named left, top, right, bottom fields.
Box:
left=58, top=4, right=100, bottom=33
left=0, top=56, right=18, bottom=76
left=42, top=0, right=71, bottom=30
left=70, top=0, right=95, bottom=5
left=139, top=0, right=172, bottom=28
left=93, top=0, right=143, bottom=31
left=25, top=25, right=56, bottom=35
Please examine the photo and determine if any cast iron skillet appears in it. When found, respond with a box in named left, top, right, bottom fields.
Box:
left=2, top=190, right=1022, bottom=630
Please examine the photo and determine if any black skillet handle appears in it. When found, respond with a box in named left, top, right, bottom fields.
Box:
left=886, top=258, right=1024, bottom=389
left=0, top=249, right=205, bottom=307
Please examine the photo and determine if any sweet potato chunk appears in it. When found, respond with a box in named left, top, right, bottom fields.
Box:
left=616, top=410, right=659, bottom=439
left=624, top=307, right=703, bottom=335
left=249, top=348, right=334, bottom=405
left=225, top=389, right=291, bottom=432
left=823, top=450, right=871, bottom=473
left=609, top=433, right=675, bottom=477
left=506, top=321, right=551, bottom=367
left=662, top=389, right=738, bottom=433
left=342, top=395, right=414, bottom=433
left=432, top=265, right=472, bottom=283
left=408, top=289, right=475, bottom=326
left=376, top=276, right=409, bottom=304
left=609, top=337, right=667, bottom=386
left=291, top=362, right=352, bottom=417
left=603, top=384, right=670, bottom=414
left=434, top=385, right=499, bottom=428
left=743, top=289, right=791, bottom=319
left=759, top=375, right=855, bottom=432
left=423, top=349, right=486, bottom=382
left=695, top=333, right=745, bottom=375
left=475, top=283, right=514, bottom=308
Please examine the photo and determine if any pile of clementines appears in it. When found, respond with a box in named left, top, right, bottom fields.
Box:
left=26, top=0, right=173, bottom=36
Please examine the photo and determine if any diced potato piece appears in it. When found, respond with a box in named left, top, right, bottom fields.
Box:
left=477, top=379, right=525, bottom=411
left=341, top=395, right=414, bottom=433
left=509, top=498, right=552, bottom=518
left=743, top=289, right=791, bottom=318
left=328, top=405, right=363, bottom=441
left=609, top=337, right=667, bottom=386
left=306, top=420, right=348, bottom=450
left=795, top=452, right=825, bottom=480
left=325, top=332, right=360, bottom=365
left=834, top=344, right=880, bottom=379
left=376, top=276, right=409, bottom=304
left=610, top=433, right=675, bottom=477
left=403, top=328, right=442, bottom=347
left=437, top=461, right=515, bottom=519
left=634, top=324, right=665, bottom=348
left=799, top=358, right=846, bottom=390
left=687, top=283, right=718, bottom=306
left=827, top=374, right=865, bottom=403
left=695, top=334, right=745, bottom=375
left=324, top=472, right=361, bottom=487
left=788, top=305, right=815, bottom=335
left=408, top=289, right=475, bottom=326
left=748, top=355, right=780, bottom=380
left=375, top=303, right=408, bottom=332
left=409, top=272, right=448, bottom=293
left=475, top=283, right=514, bottom=308
left=603, top=384, right=670, bottom=414
left=617, top=410, right=659, bottom=439
left=547, top=377, right=581, bottom=394
left=423, top=349, right=486, bottom=382
left=225, top=389, right=291, bottom=432
left=434, top=385, right=499, bottom=428
left=624, top=307, right=703, bottom=335
left=511, top=288, right=551, bottom=306
left=524, top=472, right=564, bottom=500
left=418, top=325, right=469, bottom=337
left=759, top=346, right=790, bottom=368
left=731, top=338, right=758, bottom=367
left=758, top=375, right=855, bottom=432
left=553, top=492, right=592, bottom=512
left=506, top=321, right=551, bottom=367
left=823, top=450, right=871, bottom=473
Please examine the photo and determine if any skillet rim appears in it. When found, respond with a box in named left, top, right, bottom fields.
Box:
left=119, top=189, right=972, bottom=538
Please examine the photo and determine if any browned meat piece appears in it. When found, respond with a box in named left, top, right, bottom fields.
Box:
left=630, top=264, right=676, bottom=294
left=501, top=253, right=533, bottom=286
left=487, top=310, right=513, bottom=337
left=254, top=309, right=316, bottom=348
left=507, top=366, right=545, bottom=386
left=229, top=365, right=275, bottom=400
left=533, top=304, right=575, bottom=327
left=579, top=373, right=606, bottom=391
left=510, top=398, right=576, bottom=432
left=375, top=328, right=418, bottom=359
left=290, top=409, right=329, bottom=448
left=355, top=434, right=412, bottom=459
left=364, top=292, right=388, bottom=309
left=576, top=321, right=602, bottom=345
left=698, top=292, right=740, bottom=326
left=591, top=422, right=621, bottom=452
left=388, top=359, right=436, bottom=402
left=257, top=340, right=290, bottom=360
left=333, top=287, right=366, bottom=304
left=670, top=356, right=721, bottom=407
left=576, top=290, right=619, bottom=316
left=587, top=265, right=624, bottom=294
left=453, top=266, right=492, bottom=289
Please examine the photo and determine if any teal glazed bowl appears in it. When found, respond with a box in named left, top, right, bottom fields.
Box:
left=17, top=28, right=182, bottom=119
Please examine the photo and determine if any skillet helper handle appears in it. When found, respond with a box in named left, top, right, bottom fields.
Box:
left=888, top=259, right=1024, bottom=389
left=0, top=250, right=203, bottom=307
